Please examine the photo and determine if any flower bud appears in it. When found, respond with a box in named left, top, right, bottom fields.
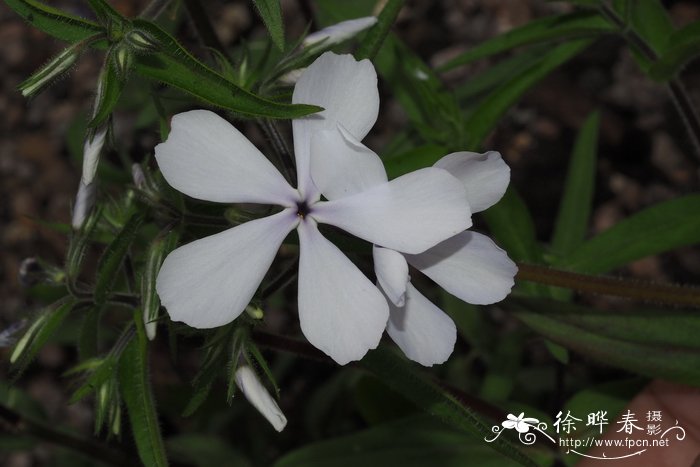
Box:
left=244, top=305, right=264, bottom=320
left=131, top=163, right=146, bottom=189
left=111, top=43, right=134, bottom=79
left=82, top=126, right=108, bottom=185
left=0, top=320, right=27, bottom=348
left=72, top=181, right=97, bottom=230
left=234, top=365, right=287, bottom=431
left=19, top=257, right=43, bottom=287
left=18, top=44, right=80, bottom=97
left=302, top=17, right=377, bottom=48
left=124, top=29, right=159, bottom=54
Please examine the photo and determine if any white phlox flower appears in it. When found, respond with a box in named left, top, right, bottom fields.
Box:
left=154, top=52, right=472, bottom=365
left=234, top=364, right=287, bottom=432
left=372, top=151, right=518, bottom=367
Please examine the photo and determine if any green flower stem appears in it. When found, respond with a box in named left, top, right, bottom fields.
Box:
left=599, top=1, right=700, bottom=159
left=516, top=262, right=700, bottom=308
left=0, top=403, right=136, bottom=467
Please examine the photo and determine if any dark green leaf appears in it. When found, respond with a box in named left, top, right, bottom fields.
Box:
left=648, top=22, right=700, bottom=81
left=463, top=39, right=591, bottom=149
left=89, top=59, right=125, bottom=127
left=512, top=297, right=700, bottom=386
left=77, top=305, right=103, bottom=359
left=360, top=346, right=538, bottom=467
left=252, top=0, right=285, bottom=51
left=561, top=194, right=700, bottom=274
left=383, top=144, right=449, bottom=179
left=94, top=214, right=142, bottom=306
left=66, top=205, right=102, bottom=281
left=613, top=0, right=674, bottom=56
left=10, top=298, right=75, bottom=373
left=275, top=416, right=529, bottom=467
left=355, top=0, right=404, bottom=60
left=439, top=12, right=612, bottom=72
left=131, top=20, right=321, bottom=119
left=141, top=231, right=178, bottom=340
left=483, top=187, right=540, bottom=263
left=119, top=312, right=168, bottom=467
left=551, top=111, right=600, bottom=258
left=5, top=0, right=102, bottom=43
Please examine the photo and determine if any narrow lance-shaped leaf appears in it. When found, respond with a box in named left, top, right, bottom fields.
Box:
left=561, top=194, right=700, bottom=274
left=551, top=111, right=600, bottom=258
left=252, top=0, right=285, bottom=51
left=5, top=0, right=103, bottom=42
left=10, top=298, right=76, bottom=373
left=648, top=21, right=700, bottom=81
left=360, top=346, right=538, bottom=467
left=66, top=205, right=102, bottom=281
left=142, top=231, right=179, bottom=340
left=355, top=0, right=404, bottom=61
left=511, top=297, right=700, bottom=386
left=89, top=57, right=125, bottom=128
left=119, top=312, right=169, bottom=467
left=130, top=19, right=322, bottom=119
left=94, top=213, right=143, bottom=306
left=463, top=38, right=592, bottom=149
left=439, top=11, right=613, bottom=72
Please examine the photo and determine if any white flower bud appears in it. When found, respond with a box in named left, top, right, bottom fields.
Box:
left=72, top=181, right=97, bottom=229
left=278, top=68, right=306, bottom=86
left=234, top=365, right=287, bottom=432
left=131, top=163, right=146, bottom=189
left=81, top=126, right=108, bottom=185
left=124, top=29, right=159, bottom=53
left=302, top=17, right=377, bottom=48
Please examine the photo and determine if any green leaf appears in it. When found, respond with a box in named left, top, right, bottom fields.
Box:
left=5, top=0, right=102, bottom=43
left=383, top=144, right=449, bottom=179
left=463, top=39, right=591, bottom=149
left=551, top=111, right=600, bottom=258
left=119, top=313, right=168, bottom=467
left=512, top=297, right=700, bottom=385
left=10, top=298, right=75, bottom=373
left=252, top=0, right=285, bottom=51
left=131, top=20, right=321, bottom=119
left=360, top=346, right=538, bottom=467
left=648, top=21, right=700, bottom=81
left=77, top=305, right=103, bottom=359
left=355, top=0, right=404, bottom=60
left=89, top=58, right=125, bottom=127
left=439, top=11, right=612, bottom=72
left=275, top=416, right=530, bottom=467
left=66, top=205, right=102, bottom=281
left=613, top=0, right=674, bottom=56
left=94, top=213, right=142, bottom=306
left=483, top=187, right=540, bottom=263
left=141, top=231, right=179, bottom=340
left=561, top=194, right=700, bottom=274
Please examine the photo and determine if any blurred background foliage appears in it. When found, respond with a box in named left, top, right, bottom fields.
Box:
left=1, top=0, right=700, bottom=465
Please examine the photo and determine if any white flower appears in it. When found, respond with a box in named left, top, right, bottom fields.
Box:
left=154, top=52, right=471, bottom=365
left=318, top=117, right=517, bottom=365
left=302, top=17, right=377, bottom=48
left=234, top=365, right=287, bottom=432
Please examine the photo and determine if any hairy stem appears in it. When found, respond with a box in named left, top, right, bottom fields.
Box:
left=516, top=263, right=700, bottom=308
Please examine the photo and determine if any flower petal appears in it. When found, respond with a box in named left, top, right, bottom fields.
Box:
left=155, top=110, right=297, bottom=206
left=292, top=53, right=379, bottom=197
left=310, top=124, right=387, bottom=200
left=433, top=151, right=509, bottom=213
left=373, top=246, right=409, bottom=306
left=297, top=220, right=388, bottom=365
left=312, top=168, right=471, bottom=254
left=156, top=209, right=298, bottom=328
left=406, top=231, right=517, bottom=305
left=385, top=283, right=456, bottom=367
left=234, top=365, right=287, bottom=432
left=302, top=17, right=378, bottom=48
left=81, top=126, right=107, bottom=185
